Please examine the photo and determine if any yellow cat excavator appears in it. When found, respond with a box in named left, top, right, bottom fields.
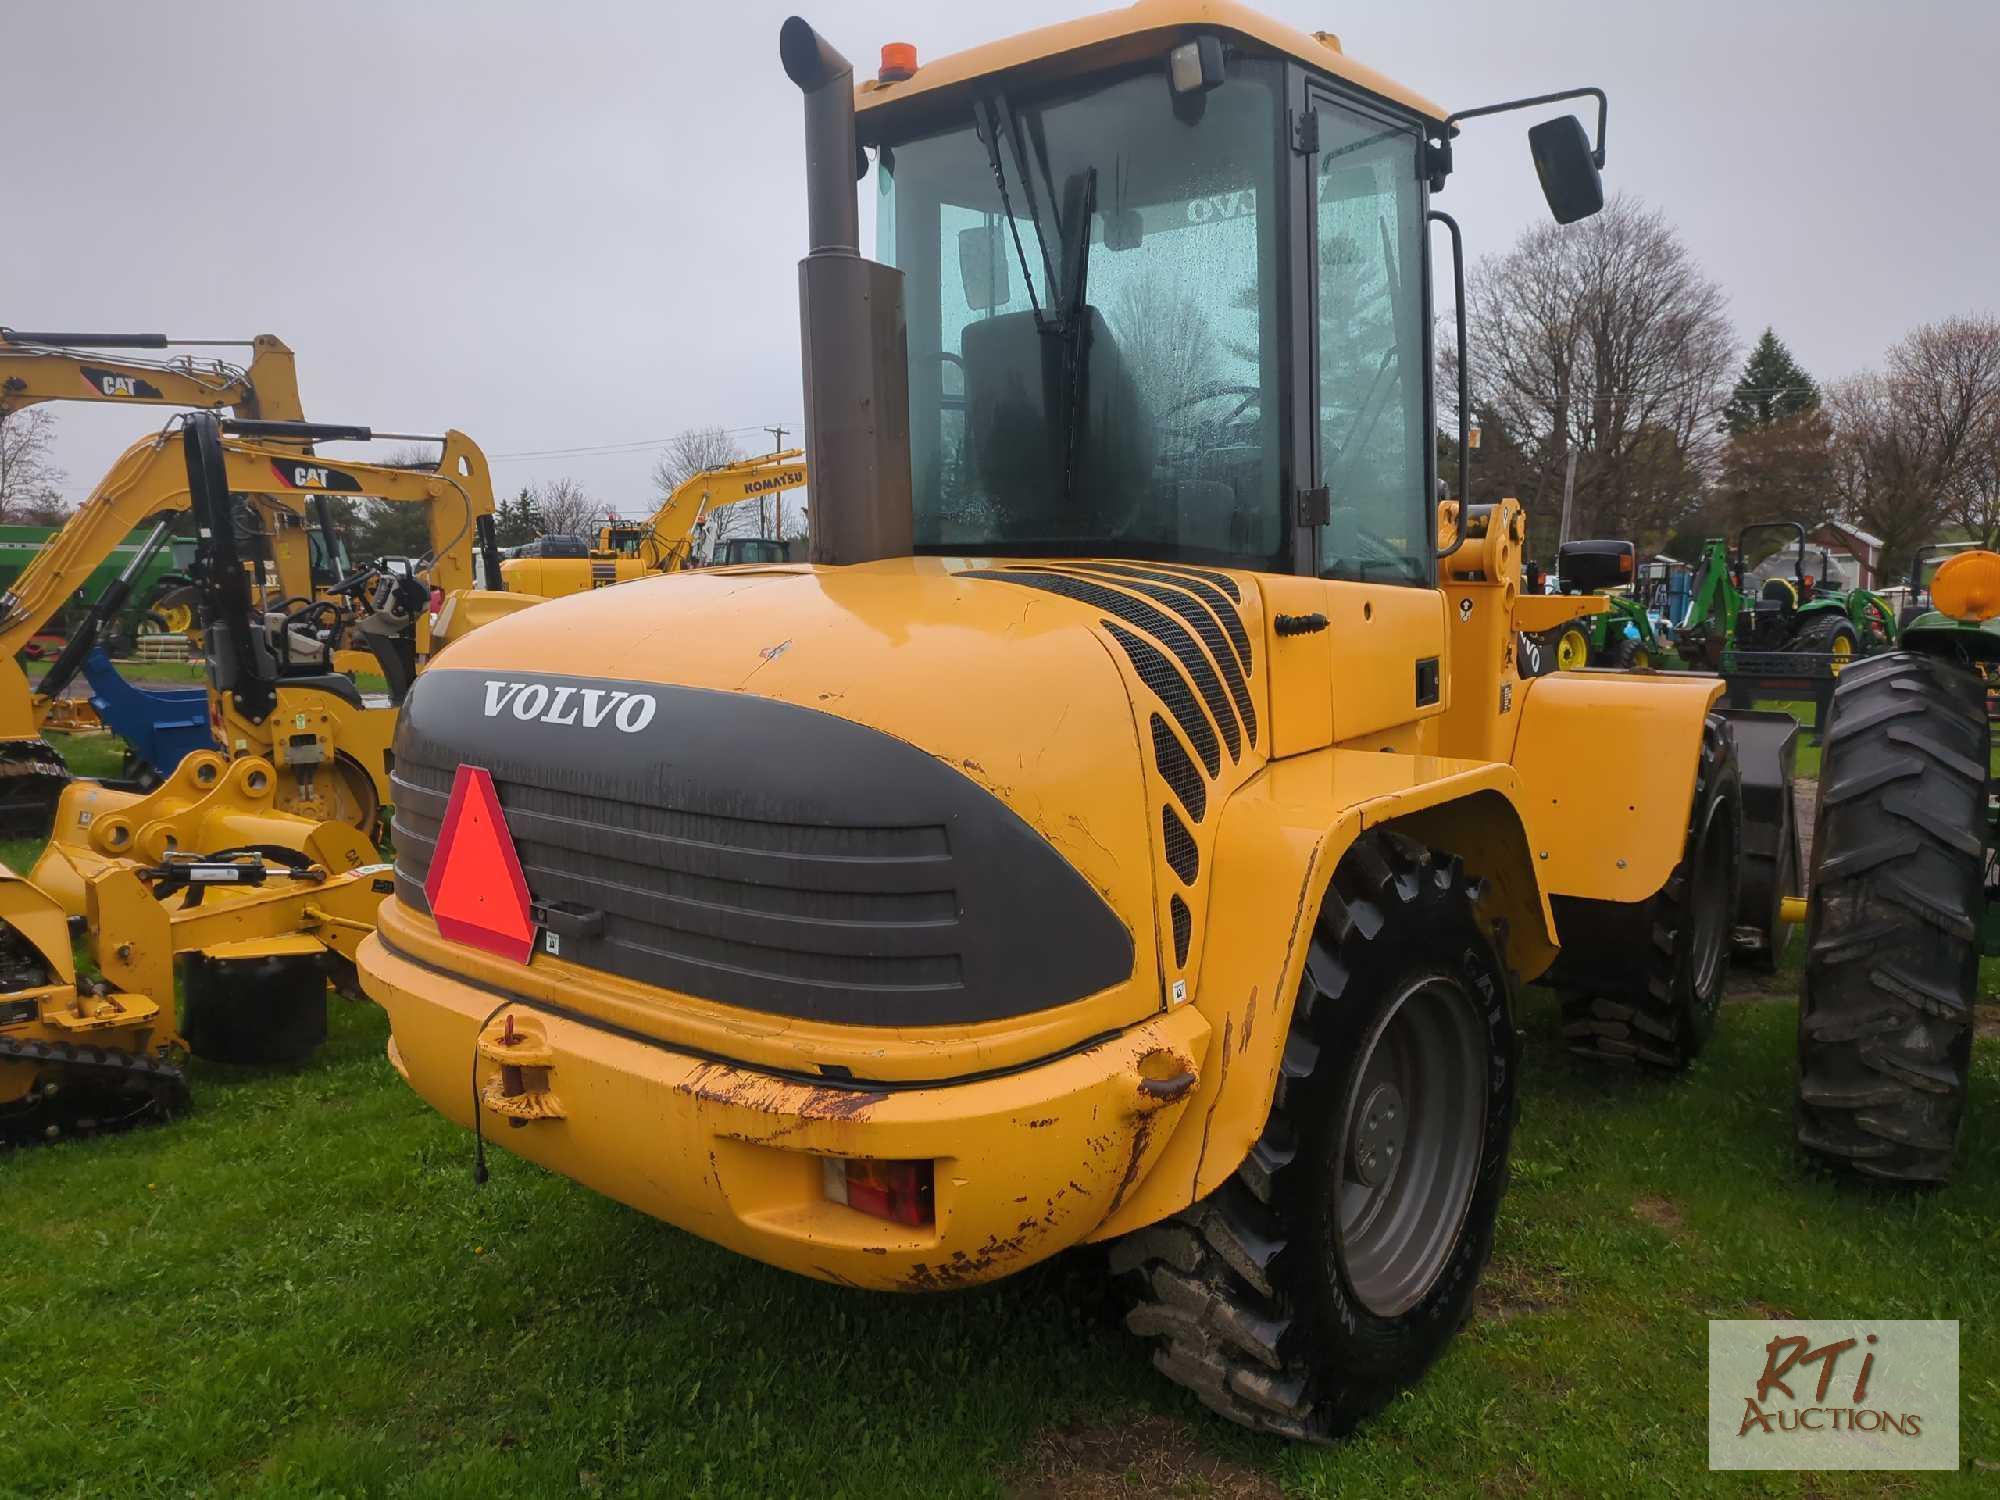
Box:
left=500, top=449, right=807, bottom=598
left=0, top=327, right=349, bottom=611
left=0, top=416, right=498, bottom=833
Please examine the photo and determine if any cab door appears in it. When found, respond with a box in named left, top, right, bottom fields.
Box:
left=1266, top=83, right=1443, bottom=752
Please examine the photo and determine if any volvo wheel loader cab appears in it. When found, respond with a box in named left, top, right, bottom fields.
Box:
left=1794, top=549, right=2000, bottom=1186
left=362, top=1, right=1788, bottom=1441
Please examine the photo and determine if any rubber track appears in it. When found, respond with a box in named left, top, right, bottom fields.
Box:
left=0, top=1034, right=189, bottom=1144
left=1796, top=651, right=1985, bottom=1183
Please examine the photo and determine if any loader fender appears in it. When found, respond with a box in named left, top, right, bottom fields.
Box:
left=1089, top=749, right=1554, bottom=1242
left=1508, top=671, right=1725, bottom=904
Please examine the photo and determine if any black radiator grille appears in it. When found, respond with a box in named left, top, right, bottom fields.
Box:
left=394, top=769, right=965, bottom=1001
left=388, top=672, right=1135, bottom=1029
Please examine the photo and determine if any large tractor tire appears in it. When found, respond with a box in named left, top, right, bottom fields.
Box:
left=1114, top=832, right=1516, bottom=1441
left=1795, top=652, right=1985, bottom=1184
left=1550, top=713, right=1742, bottom=1068
left=1792, top=611, right=1859, bottom=665
left=181, top=953, right=329, bottom=1066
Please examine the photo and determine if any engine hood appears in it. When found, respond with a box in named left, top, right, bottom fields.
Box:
left=402, top=557, right=1271, bottom=1038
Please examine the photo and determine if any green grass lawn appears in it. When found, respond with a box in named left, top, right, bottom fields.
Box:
left=2, top=969, right=1994, bottom=1497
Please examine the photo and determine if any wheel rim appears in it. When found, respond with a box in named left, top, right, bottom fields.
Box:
left=161, top=603, right=193, bottom=635
left=1556, top=628, right=1588, bottom=670
left=1334, top=977, right=1485, bottom=1319
left=1687, top=799, right=1734, bottom=999
left=1830, top=634, right=1854, bottom=672
left=1632, top=647, right=1651, bottom=669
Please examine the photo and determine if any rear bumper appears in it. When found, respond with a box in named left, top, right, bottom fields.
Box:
left=361, top=933, right=1209, bottom=1291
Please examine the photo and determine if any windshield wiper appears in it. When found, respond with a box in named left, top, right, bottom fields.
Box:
left=976, top=93, right=1055, bottom=331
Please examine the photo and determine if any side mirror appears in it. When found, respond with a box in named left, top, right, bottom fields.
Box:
left=1528, top=115, right=1604, bottom=224
left=958, top=224, right=1010, bottom=310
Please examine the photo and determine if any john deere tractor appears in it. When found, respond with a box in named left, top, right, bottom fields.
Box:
left=359, top=2, right=1796, bottom=1441
left=1679, top=521, right=1897, bottom=670
left=1551, top=538, right=1671, bottom=669
left=1792, top=548, right=1999, bottom=1185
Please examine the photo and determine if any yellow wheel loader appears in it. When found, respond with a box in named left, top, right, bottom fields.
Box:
left=499, top=449, right=808, bottom=599
left=361, top=2, right=1794, bottom=1441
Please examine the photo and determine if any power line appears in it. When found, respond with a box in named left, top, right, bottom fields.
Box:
left=488, top=421, right=802, bottom=462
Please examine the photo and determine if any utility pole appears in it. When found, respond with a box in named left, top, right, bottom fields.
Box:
left=1558, top=449, right=1579, bottom=550
left=764, top=424, right=788, bottom=541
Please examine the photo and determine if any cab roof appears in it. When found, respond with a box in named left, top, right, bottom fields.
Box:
left=855, top=0, right=1447, bottom=131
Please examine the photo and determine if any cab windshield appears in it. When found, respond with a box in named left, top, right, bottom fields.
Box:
left=877, top=61, right=1286, bottom=568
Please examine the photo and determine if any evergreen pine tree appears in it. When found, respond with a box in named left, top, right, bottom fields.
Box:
left=1721, top=328, right=1820, bottom=436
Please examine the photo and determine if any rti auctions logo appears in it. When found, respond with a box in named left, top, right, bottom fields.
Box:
left=1708, top=1319, right=1958, bottom=1472
left=1736, top=1329, right=1916, bottom=1439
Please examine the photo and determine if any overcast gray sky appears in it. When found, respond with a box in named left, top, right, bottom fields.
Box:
left=8, top=0, right=1993, bottom=514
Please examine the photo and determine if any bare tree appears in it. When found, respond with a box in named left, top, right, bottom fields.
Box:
left=650, top=426, right=744, bottom=496
left=1457, top=195, right=1735, bottom=555
left=1826, top=374, right=1942, bottom=575
left=527, top=475, right=600, bottom=538
left=1827, top=316, right=2000, bottom=568
left=0, top=407, right=68, bottom=522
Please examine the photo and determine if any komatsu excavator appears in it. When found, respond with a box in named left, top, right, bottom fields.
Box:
left=500, top=449, right=807, bottom=598
left=0, top=416, right=499, bottom=833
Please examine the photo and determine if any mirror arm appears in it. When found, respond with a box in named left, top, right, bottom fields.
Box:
left=1428, top=85, right=1608, bottom=187
left=1429, top=209, right=1470, bottom=562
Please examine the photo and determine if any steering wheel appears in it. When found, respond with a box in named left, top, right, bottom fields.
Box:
left=1158, top=382, right=1261, bottom=427
left=282, top=598, right=346, bottom=635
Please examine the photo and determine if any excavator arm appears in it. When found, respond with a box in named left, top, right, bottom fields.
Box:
left=0, top=422, right=495, bottom=736
left=636, top=449, right=808, bottom=570
left=0, top=330, right=303, bottom=423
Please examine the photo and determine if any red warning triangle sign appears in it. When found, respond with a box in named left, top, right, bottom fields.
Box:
left=424, top=765, right=537, bottom=964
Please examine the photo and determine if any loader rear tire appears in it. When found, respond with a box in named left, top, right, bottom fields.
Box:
left=1553, top=713, right=1742, bottom=1069
left=1795, top=651, right=1985, bottom=1185
left=181, top=953, right=329, bottom=1066
left=1114, top=832, right=1516, bottom=1441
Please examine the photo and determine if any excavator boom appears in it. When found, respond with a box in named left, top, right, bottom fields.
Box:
left=0, top=329, right=303, bottom=424
left=503, top=448, right=807, bottom=598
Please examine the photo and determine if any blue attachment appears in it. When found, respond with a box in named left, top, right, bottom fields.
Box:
left=80, top=648, right=216, bottom=775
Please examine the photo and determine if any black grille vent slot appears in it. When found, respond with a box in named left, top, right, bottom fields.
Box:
left=1150, top=562, right=1240, bottom=602
left=1050, top=565, right=1256, bottom=744
left=1065, top=562, right=1252, bottom=674
left=1102, top=622, right=1219, bottom=776
left=1170, top=895, right=1191, bottom=967
left=1161, top=805, right=1198, bottom=886
left=964, top=570, right=1240, bottom=761
left=1150, top=714, right=1206, bottom=823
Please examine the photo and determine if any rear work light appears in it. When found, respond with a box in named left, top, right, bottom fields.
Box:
left=821, top=1156, right=935, bottom=1227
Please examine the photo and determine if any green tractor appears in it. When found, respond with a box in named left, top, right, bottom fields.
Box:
left=1678, top=521, right=1898, bottom=670
left=1549, top=539, right=1670, bottom=669
left=1793, top=549, right=2000, bottom=1185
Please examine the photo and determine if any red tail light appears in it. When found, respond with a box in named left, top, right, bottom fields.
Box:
left=821, top=1156, right=934, bottom=1226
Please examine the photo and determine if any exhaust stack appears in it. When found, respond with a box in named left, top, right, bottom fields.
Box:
left=781, top=17, right=913, bottom=567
